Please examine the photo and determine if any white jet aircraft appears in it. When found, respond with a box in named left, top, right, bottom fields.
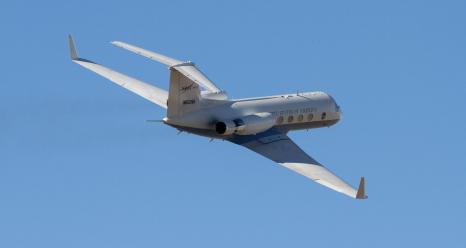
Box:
left=68, top=35, right=367, bottom=199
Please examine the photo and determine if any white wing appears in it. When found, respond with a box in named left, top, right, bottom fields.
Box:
left=69, top=36, right=168, bottom=108
left=111, top=41, right=222, bottom=93
left=229, top=129, right=367, bottom=199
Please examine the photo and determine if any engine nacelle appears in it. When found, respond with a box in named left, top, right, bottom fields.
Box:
left=215, top=112, right=275, bottom=136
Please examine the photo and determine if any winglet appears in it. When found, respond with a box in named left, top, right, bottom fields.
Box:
left=68, top=34, right=78, bottom=60
left=356, top=177, right=368, bottom=199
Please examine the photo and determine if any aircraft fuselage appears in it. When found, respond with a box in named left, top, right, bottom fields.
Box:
left=164, top=91, right=341, bottom=139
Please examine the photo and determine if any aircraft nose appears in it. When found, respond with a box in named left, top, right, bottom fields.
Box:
left=327, top=94, right=342, bottom=120
left=335, top=102, right=341, bottom=113
left=325, top=94, right=338, bottom=110
left=336, top=106, right=342, bottom=120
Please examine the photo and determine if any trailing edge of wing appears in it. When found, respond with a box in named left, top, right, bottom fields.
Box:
left=111, top=41, right=223, bottom=93
left=68, top=35, right=168, bottom=108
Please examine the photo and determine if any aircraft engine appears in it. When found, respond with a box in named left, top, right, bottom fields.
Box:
left=215, top=112, right=275, bottom=136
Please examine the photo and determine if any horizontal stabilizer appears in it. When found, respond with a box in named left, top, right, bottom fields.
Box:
left=112, top=41, right=182, bottom=66
left=111, top=41, right=223, bottom=93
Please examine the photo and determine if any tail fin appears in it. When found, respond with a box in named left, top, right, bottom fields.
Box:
left=167, top=69, right=202, bottom=117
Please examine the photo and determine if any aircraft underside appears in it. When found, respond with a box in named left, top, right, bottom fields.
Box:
left=167, top=119, right=339, bottom=139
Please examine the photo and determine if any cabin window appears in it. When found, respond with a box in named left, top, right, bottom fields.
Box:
left=287, top=115, right=294, bottom=123
left=276, top=116, right=284, bottom=124
left=298, top=114, right=304, bottom=122
left=321, top=112, right=327, bottom=120
left=307, top=113, right=314, bottom=121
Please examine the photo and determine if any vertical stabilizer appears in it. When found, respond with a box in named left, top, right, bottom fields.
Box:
left=167, top=69, right=201, bottom=117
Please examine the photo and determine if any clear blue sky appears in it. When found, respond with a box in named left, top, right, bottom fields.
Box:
left=1, top=0, right=465, bottom=247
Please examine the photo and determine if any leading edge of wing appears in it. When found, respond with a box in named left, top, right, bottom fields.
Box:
left=229, top=129, right=367, bottom=199
left=68, top=35, right=168, bottom=108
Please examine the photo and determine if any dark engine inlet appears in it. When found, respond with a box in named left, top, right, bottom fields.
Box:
left=215, top=122, right=227, bottom=134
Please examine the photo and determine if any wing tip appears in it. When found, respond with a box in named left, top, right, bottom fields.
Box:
left=110, top=41, right=122, bottom=46
left=356, top=177, right=368, bottom=199
left=68, top=34, right=78, bottom=60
